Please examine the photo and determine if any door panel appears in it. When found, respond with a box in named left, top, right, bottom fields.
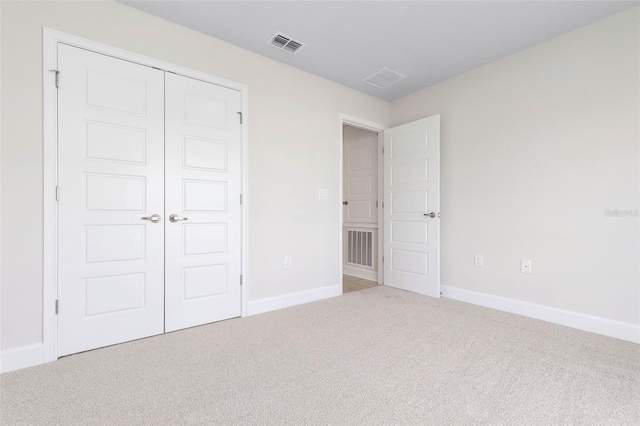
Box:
left=383, top=115, right=440, bottom=297
left=57, top=44, right=165, bottom=356
left=164, top=73, right=242, bottom=332
left=343, top=126, right=378, bottom=223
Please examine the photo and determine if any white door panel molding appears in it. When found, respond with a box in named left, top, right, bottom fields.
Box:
left=164, top=73, right=242, bottom=332
left=57, top=44, right=165, bottom=356
left=383, top=115, right=440, bottom=297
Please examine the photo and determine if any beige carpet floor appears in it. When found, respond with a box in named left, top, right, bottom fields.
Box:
left=1, top=286, right=639, bottom=425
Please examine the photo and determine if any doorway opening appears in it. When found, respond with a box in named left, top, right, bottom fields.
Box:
left=339, top=114, right=441, bottom=297
left=339, top=116, right=385, bottom=294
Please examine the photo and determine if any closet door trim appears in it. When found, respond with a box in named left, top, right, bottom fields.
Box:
left=43, top=28, right=249, bottom=363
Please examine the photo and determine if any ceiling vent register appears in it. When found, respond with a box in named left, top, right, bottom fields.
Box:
left=362, top=67, right=407, bottom=89
left=268, top=32, right=306, bottom=54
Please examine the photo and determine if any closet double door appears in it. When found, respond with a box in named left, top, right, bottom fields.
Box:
left=56, top=44, right=242, bottom=356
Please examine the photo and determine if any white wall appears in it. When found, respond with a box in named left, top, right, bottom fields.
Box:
left=0, top=0, right=389, bottom=351
left=391, top=7, right=640, bottom=327
left=2, top=0, right=638, bottom=359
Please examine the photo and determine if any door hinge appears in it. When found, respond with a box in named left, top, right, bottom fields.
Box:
left=237, top=112, right=243, bottom=124
left=382, top=256, right=385, bottom=263
left=240, top=275, right=243, bottom=286
left=50, top=70, right=59, bottom=88
left=376, top=200, right=378, bottom=208
left=240, top=194, right=243, bottom=205
left=55, top=186, right=59, bottom=201
left=55, top=299, right=59, bottom=315
left=382, top=146, right=385, bottom=154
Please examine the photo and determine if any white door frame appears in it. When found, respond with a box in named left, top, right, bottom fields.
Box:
left=338, top=114, right=387, bottom=288
left=43, top=28, right=249, bottom=362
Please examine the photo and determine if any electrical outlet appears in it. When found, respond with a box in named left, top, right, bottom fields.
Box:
left=318, top=189, right=328, bottom=200
left=284, top=256, right=292, bottom=269
left=521, top=259, right=532, bottom=274
left=474, top=255, right=483, bottom=268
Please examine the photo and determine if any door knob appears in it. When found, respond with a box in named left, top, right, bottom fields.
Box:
left=169, top=214, right=188, bottom=223
left=142, top=214, right=161, bottom=223
left=343, top=201, right=349, bottom=205
left=424, top=212, right=438, bottom=218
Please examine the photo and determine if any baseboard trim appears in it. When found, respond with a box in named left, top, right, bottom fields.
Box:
left=441, top=286, right=640, bottom=344
left=246, top=285, right=342, bottom=317
left=344, top=266, right=378, bottom=282
left=1, top=343, right=45, bottom=373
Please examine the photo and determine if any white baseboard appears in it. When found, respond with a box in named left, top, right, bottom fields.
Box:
left=1, top=343, right=45, bottom=373
left=246, top=285, right=342, bottom=317
left=441, top=286, right=640, bottom=344
left=343, top=266, right=378, bottom=282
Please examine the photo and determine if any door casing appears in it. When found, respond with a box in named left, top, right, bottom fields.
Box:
left=43, top=28, right=249, bottom=362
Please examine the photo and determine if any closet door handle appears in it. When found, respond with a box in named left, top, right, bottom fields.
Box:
left=142, top=214, right=161, bottom=223
left=169, top=214, right=188, bottom=223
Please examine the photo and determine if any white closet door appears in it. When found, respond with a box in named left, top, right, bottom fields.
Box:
left=383, top=115, right=440, bottom=298
left=164, top=73, right=242, bottom=332
left=57, top=44, right=165, bottom=356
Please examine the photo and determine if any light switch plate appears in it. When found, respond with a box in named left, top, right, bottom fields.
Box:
left=319, top=189, right=328, bottom=200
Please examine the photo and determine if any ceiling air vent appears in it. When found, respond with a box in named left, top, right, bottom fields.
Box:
left=362, top=67, right=406, bottom=89
left=268, top=32, right=306, bottom=54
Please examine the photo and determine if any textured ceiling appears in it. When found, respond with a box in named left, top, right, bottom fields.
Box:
left=121, top=1, right=638, bottom=101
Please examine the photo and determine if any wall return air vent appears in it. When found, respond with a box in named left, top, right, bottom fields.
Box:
left=268, top=32, right=306, bottom=54
left=362, top=67, right=406, bottom=89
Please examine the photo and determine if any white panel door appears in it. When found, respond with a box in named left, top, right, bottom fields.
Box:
left=164, top=73, right=242, bottom=332
left=57, top=44, right=165, bottom=356
left=343, top=126, right=378, bottom=223
left=383, top=115, right=440, bottom=297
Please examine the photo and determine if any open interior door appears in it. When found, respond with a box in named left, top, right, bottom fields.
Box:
left=383, top=115, right=440, bottom=297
